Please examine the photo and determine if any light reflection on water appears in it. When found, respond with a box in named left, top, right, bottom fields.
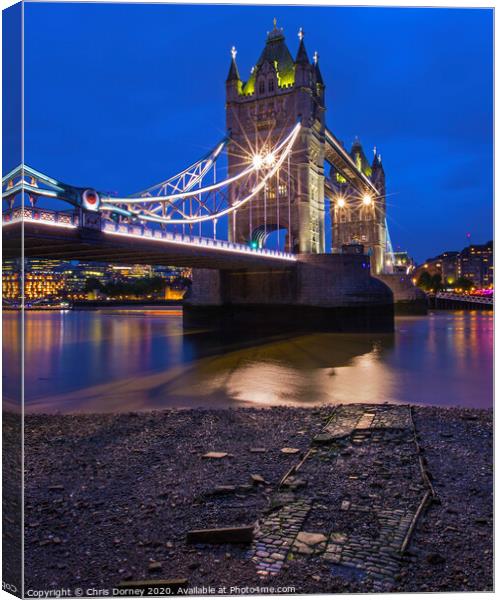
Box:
left=2, top=308, right=493, bottom=413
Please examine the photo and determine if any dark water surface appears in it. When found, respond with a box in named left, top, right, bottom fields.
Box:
left=3, top=308, right=493, bottom=413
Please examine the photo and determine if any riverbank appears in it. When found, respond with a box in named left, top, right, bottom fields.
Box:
left=21, top=404, right=492, bottom=594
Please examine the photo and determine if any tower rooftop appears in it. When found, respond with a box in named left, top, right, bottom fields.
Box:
left=242, top=20, right=297, bottom=93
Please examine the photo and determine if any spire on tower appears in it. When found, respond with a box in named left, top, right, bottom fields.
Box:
left=226, top=45, right=240, bottom=83
left=371, top=146, right=383, bottom=166
left=295, top=27, right=310, bottom=64
left=313, top=50, right=324, bottom=86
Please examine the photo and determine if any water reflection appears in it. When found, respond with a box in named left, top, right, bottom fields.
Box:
left=2, top=308, right=492, bottom=413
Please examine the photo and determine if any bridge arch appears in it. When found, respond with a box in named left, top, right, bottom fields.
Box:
left=251, top=224, right=294, bottom=252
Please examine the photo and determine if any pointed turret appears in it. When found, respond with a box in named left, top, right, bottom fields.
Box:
left=371, top=148, right=384, bottom=171
left=226, top=46, right=240, bottom=83
left=294, top=27, right=313, bottom=89
left=313, top=51, right=324, bottom=86
left=226, top=46, right=242, bottom=101
left=295, top=28, right=310, bottom=64
left=370, top=148, right=385, bottom=195
left=350, top=137, right=372, bottom=177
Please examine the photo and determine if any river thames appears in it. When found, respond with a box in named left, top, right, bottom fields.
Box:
left=3, top=308, right=492, bottom=413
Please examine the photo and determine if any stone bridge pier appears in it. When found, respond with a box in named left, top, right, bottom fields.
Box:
left=184, top=254, right=394, bottom=334
left=375, top=273, right=428, bottom=314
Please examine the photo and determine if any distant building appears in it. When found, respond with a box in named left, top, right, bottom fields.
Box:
left=25, top=258, right=63, bottom=274
left=458, top=241, right=493, bottom=287
left=3, top=258, right=67, bottom=302
left=3, top=272, right=65, bottom=301
left=109, top=264, right=153, bottom=279
left=2, top=258, right=21, bottom=275
left=413, top=256, right=444, bottom=283
left=413, top=251, right=459, bottom=286
left=439, top=251, right=460, bottom=285
left=2, top=258, right=193, bottom=303
left=414, top=241, right=493, bottom=288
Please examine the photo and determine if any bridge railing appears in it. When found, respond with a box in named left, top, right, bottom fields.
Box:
left=2, top=206, right=79, bottom=228
left=102, top=220, right=296, bottom=260
left=435, top=292, right=493, bottom=305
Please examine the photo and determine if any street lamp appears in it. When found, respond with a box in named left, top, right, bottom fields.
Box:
left=336, top=196, right=346, bottom=208
left=362, top=194, right=373, bottom=206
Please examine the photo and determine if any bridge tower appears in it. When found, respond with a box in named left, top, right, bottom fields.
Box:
left=330, top=139, right=387, bottom=274
left=225, top=21, right=326, bottom=253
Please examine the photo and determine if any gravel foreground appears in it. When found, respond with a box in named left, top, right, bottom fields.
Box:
left=19, top=405, right=492, bottom=595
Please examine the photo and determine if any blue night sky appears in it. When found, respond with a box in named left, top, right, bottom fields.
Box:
left=21, top=3, right=493, bottom=263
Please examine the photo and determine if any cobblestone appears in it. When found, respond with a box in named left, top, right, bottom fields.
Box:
left=249, top=404, right=432, bottom=588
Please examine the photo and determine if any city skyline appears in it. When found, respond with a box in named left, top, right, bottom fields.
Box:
left=14, top=3, right=493, bottom=263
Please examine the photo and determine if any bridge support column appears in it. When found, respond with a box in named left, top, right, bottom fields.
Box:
left=184, top=254, right=394, bottom=334
left=375, top=273, right=428, bottom=314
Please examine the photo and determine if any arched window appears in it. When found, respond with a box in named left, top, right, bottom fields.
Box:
left=268, top=79, right=275, bottom=92
left=259, top=80, right=265, bottom=94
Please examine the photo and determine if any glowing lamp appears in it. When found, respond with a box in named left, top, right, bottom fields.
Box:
left=252, top=154, right=264, bottom=169
left=362, top=194, right=373, bottom=206
left=263, top=152, right=275, bottom=167
left=250, top=240, right=258, bottom=250
left=336, top=197, right=346, bottom=208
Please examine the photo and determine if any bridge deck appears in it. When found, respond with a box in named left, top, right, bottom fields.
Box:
left=2, top=218, right=296, bottom=270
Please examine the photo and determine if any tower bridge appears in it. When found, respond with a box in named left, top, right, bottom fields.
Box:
left=3, top=21, right=422, bottom=329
